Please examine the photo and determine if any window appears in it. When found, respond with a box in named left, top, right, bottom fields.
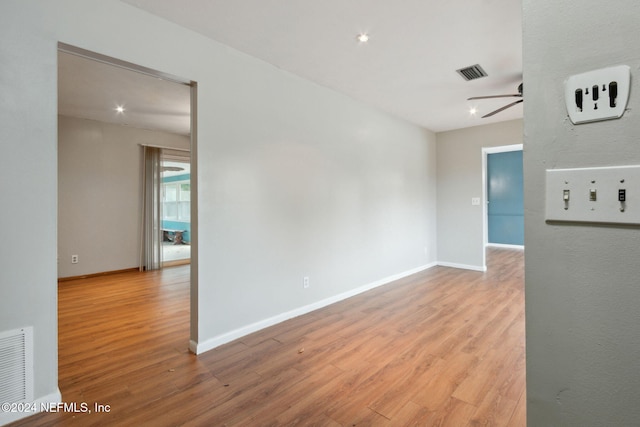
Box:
left=162, top=180, right=190, bottom=221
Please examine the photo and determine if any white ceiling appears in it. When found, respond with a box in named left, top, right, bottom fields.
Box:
left=58, top=51, right=192, bottom=135
left=59, top=0, right=522, bottom=135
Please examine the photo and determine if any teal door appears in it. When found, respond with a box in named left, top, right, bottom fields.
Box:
left=487, top=150, right=524, bottom=245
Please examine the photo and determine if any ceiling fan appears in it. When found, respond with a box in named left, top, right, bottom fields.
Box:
left=468, top=83, right=523, bottom=118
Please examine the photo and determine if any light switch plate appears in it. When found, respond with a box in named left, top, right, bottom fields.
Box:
left=546, top=165, right=640, bottom=225
left=564, top=65, right=630, bottom=124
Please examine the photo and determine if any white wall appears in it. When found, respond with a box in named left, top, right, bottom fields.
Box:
left=524, top=0, right=640, bottom=424
left=0, top=0, right=436, bottom=419
left=197, top=75, right=437, bottom=350
left=57, top=115, right=190, bottom=278
left=436, top=120, right=523, bottom=270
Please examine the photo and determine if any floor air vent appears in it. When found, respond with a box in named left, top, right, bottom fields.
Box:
left=456, top=64, right=488, bottom=81
left=0, top=327, right=34, bottom=404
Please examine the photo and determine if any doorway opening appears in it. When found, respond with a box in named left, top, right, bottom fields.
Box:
left=481, top=144, right=524, bottom=267
left=57, top=43, right=198, bottom=357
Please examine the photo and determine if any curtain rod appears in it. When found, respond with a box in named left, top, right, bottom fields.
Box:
left=139, top=143, right=190, bottom=152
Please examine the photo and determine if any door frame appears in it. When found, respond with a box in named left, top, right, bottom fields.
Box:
left=481, top=144, right=523, bottom=264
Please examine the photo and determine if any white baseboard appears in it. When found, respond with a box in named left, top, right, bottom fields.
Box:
left=193, top=262, right=438, bottom=355
left=0, top=388, right=61, bottom=426
left=437, top=261, right=487, bottom=272
left=487, top=243, right=525, bottom=250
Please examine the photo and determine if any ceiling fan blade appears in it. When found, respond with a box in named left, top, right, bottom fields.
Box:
left=468, top=94, right=522, bottom=100
left=481, top=99, right=523, bottom=118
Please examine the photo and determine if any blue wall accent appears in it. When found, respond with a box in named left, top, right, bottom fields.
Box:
left=487, top=151, right=524, bottom=245
left=162, top=173, right=190, bottom=183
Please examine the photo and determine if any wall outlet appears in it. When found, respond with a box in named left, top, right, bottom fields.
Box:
left=564, top=65, right=630, bottom=124
left=303, top=276, right=310, bottom=289
left=71, top=254, right=79, bottom=264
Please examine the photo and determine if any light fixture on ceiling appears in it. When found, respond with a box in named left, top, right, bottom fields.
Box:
left=469, top=107, right=477, bottom=116
left=356, top=33, right=369, bottom=43
left=115, top=105, right=125, bottom=114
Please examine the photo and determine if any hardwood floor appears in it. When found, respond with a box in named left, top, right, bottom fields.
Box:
left=10, top=248, right=525, bottom=426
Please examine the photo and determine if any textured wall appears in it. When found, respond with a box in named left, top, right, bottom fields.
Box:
left=523, top=1, right=640, bottom=424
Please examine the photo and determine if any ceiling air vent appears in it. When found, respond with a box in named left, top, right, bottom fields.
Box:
left=456, top=64, right=488, bottom=81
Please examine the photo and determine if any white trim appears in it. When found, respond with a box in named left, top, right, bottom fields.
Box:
left=481, top=149, right=488, bottom=265
left=483, top=144, right=523, bottom=154
left=0, top=388, right=61, bottom=426
left=437, top=261, right=487, bottom=272
left=486, top=243, right=525, bottom=250
left=193, top=262, right=438, bottom=355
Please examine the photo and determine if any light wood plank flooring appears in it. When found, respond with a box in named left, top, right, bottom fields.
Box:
left=10, top=248, right=525, bottom=426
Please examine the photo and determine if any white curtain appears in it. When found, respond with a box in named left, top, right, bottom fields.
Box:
left=140, top=146, right=163, bottom=271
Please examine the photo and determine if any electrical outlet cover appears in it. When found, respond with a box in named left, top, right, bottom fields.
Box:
left=564, top=65, right=630, bottom=124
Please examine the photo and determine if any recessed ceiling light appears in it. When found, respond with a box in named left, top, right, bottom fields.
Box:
left=356, top=33, right=369, bottom=43
left=115, top=106, right=125, bottom=114
left=469, top=107, right=477, bottom=116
